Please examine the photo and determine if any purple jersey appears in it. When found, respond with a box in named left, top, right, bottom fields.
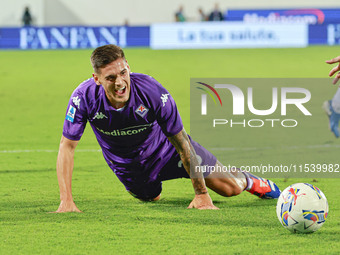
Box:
left=62, top=73, right=183, bottom=182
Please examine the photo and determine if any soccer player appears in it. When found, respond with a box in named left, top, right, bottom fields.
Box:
left=323, top=56, right=340, bottom=137
left=55, top=45, right=280, bottom=213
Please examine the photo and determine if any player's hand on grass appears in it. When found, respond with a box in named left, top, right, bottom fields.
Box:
left=187, top=193, right=219, bottom=210
left=53, top=200, right=82, bottom=213
left=326, top=56, right=340, bottom=85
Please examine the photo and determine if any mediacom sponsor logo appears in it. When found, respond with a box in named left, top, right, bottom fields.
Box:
left=95, top=124, right=152, bottom=136
left=243, top=9, right=325, bottom=25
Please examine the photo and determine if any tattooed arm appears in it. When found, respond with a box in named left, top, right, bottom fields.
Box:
left=168, top=128, right=219, bottom=209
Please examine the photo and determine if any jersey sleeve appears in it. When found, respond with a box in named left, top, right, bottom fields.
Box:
left=152, top=80, right=184, bottom=137
left=62, top=90, right=87, bottom=141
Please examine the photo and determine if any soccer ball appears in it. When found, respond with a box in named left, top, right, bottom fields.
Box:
left=276, top=183, right=328, bottom=233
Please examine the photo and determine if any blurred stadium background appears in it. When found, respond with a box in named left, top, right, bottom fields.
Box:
left=1, top=1, right=340, bottom=254
left=1, top=0, right=340, bottom=49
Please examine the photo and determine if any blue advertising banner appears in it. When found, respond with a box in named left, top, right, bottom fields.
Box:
left=0, top=22, right=339, bottom=49
left=226, top=8, right=340, bottom=25
left=0, top=26, right=149, bottom=49
left=309, top=23, right=340, bottom=45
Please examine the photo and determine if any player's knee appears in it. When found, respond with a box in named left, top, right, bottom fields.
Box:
left=129, top=193, right=161, bottom=202
left=152, top=194, right=161, bottom=201
left=127, top=190, right=161, bottom=202
left=139, top=194, right=161, bottom=202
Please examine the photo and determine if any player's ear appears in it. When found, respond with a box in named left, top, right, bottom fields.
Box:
left=92, top=73, right=101, bottom=85
left=125, top=59, right=131, bottom=73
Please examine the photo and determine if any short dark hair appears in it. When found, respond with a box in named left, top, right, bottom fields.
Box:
left=90, top=44, right=125, bottom=73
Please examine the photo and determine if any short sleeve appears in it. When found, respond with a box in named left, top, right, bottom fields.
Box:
left=62, top=91, right=87, bottom=141
left=154, top=86, right=184, bottom=137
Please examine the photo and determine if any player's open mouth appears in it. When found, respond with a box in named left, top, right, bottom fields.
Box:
left=115, top=86, right=126, bottom=96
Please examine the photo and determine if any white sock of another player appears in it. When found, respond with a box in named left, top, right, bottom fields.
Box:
left=331, top=88, right=340, bottom=114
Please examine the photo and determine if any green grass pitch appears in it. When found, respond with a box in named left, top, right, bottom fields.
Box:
left=1, top=46, right=340, bottom=254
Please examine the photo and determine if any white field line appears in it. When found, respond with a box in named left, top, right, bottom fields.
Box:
left=209, top=144, right=340, bottom=151
left=0, top=144, right=339, bottom=154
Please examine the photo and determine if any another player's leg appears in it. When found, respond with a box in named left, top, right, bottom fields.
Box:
left=204, top=161, right=281, bottom=199
left=323, top=88, right=340, bottom=137
left=322, top=100, right=340, bottom=137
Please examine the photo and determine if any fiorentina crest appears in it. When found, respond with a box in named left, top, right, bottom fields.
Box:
left=135, top=104, right=149, bottom=118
